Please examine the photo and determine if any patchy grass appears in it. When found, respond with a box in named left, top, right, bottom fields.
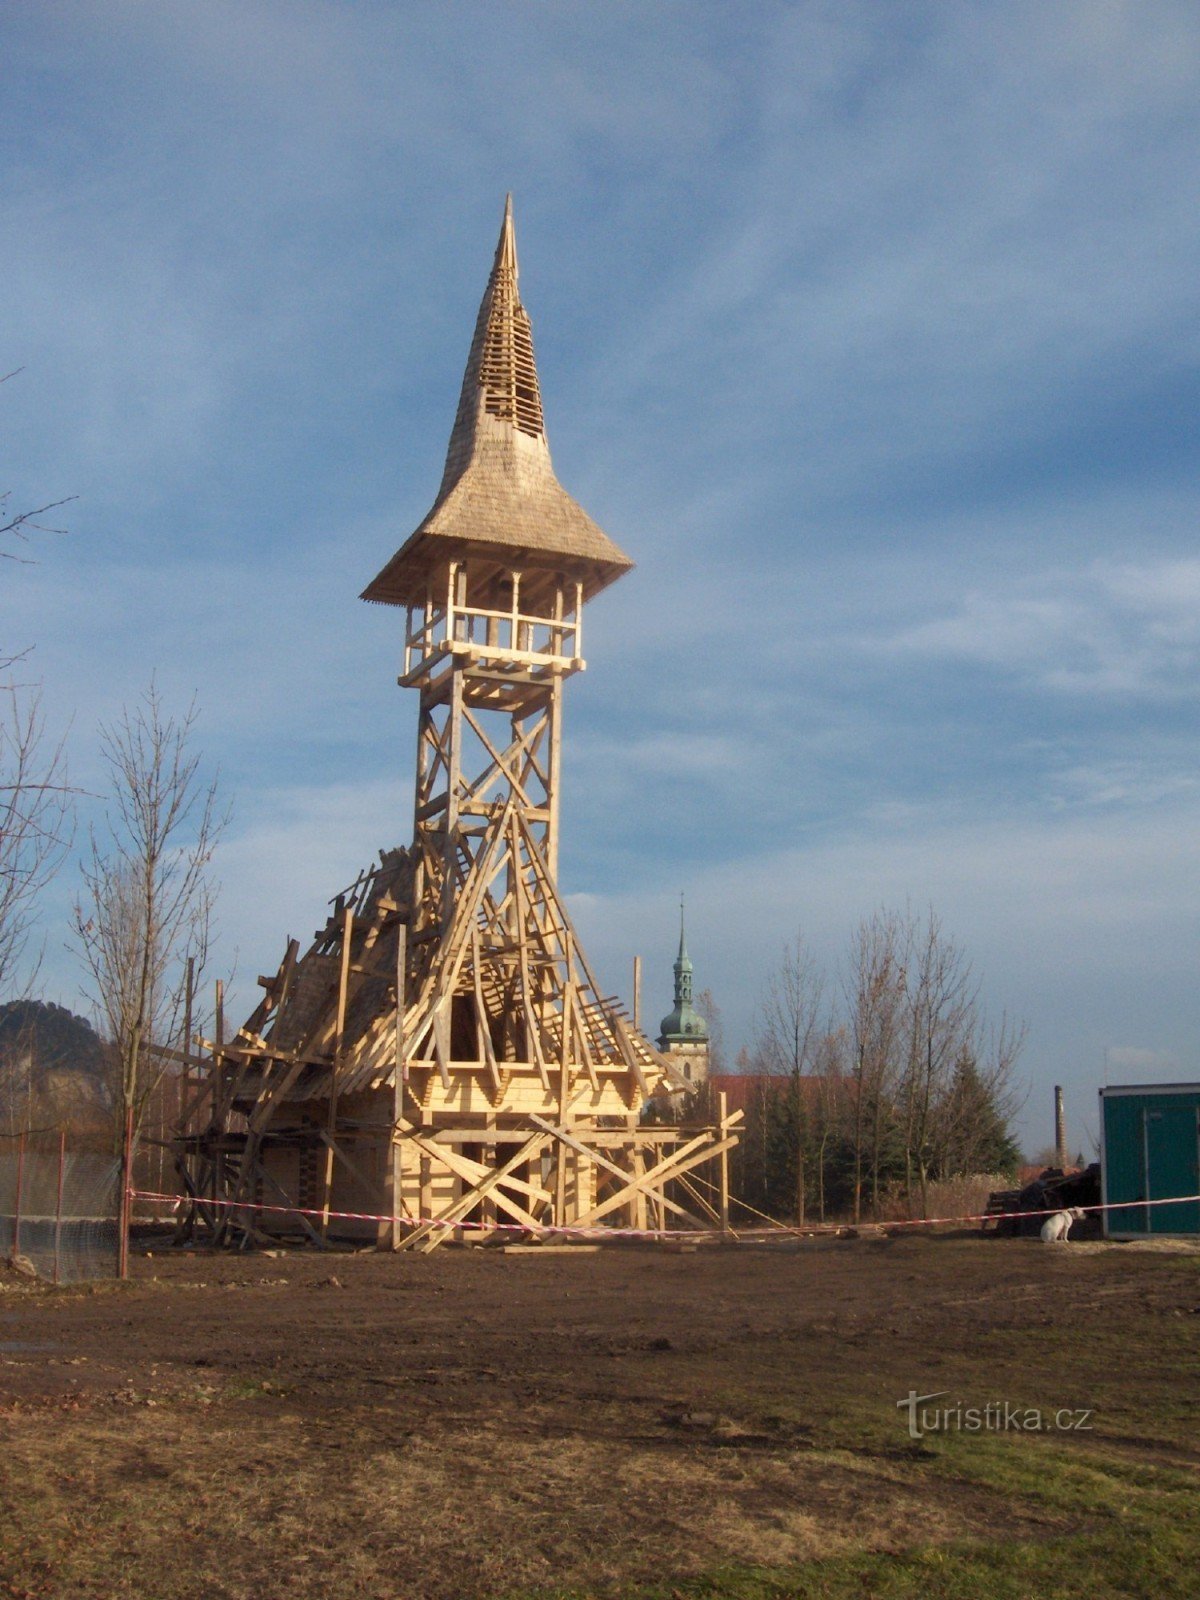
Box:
left=505, top=1436, right=1200, bottom=1600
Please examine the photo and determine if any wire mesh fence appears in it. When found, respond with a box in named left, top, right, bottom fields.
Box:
left=0, top=1130, right=120, bottom=1283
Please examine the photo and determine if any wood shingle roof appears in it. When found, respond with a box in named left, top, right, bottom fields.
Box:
left=362, top=197, right=633, bottom=609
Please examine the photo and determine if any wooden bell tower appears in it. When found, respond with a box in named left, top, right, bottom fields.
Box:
left=177, top=199, right=740, bottom=1250
left=361, top=195, right=642, bottom=1116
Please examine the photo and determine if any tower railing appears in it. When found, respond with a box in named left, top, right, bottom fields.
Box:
left=402, top=563, right=584, bottom=683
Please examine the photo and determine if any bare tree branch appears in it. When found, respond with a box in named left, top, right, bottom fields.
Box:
left=0, top=365, right=77, bottom=1015
left=1, top=370, right=76, bottom=566
left=0, top=686, right=72, bottom=998
left=73, top=681, right=228, bottom=1148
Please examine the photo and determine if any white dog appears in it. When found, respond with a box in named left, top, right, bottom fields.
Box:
left=1040, top=1206, right=1086, bottom=1243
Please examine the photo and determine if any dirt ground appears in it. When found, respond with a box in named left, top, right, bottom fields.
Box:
left=1, top=1231, right=1198, bottom=1599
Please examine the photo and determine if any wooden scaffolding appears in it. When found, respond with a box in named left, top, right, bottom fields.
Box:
left=175, top=198, right=739, bottom=1250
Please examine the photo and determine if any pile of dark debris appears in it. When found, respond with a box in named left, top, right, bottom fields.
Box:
left=985, top=1164, right=1103, bottom=1237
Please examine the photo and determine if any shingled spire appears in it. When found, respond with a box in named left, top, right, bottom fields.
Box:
left=362, top=195, right=632, bottom=609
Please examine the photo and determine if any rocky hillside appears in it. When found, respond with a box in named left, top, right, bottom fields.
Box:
left=0, top=1000, right=114, bottom=1136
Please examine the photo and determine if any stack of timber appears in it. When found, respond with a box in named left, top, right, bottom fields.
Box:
left=174, top=197, right=740, bottom=1251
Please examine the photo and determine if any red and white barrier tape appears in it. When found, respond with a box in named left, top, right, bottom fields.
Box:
left=131, top=1190, right=678, bottom=1239
left=847, top=1191, right=1200, bottom=1229
left=129, top=1188, right=1200, bottom=1241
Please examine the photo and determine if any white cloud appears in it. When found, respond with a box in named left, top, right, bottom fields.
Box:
left=1045, top=760, right=1200, bottom=812
left=1103, top=1046, right=1183, bottom=1081
left=878, top=557, right=1200, bottom=696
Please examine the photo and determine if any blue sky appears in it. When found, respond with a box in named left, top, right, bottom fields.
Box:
left=3, top=2, right=1198, bottom=1155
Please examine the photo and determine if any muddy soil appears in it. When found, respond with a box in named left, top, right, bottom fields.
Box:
left=1, top=1233, right=1197, bottom=1598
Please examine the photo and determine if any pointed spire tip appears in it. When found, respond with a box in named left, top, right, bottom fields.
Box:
left=495, top=192, right=517, bottom=276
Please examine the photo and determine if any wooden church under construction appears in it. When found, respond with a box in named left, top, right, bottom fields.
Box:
left=176, top=199, right=740, bottom=1250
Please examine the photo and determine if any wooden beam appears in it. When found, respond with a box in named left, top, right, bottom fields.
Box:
left=570, top=1132, right=742, bottom=1230
left=471, top=925, right=502, bottom=1097
left=320, top=906, right=354, bottom=1237
left=395, top=1123, right=551, bottom=1210
left=318, top=1130, right=377, bottom=1197
left=400, top=1131, right=550, bottom=1252
left=383, top=922, right=408, bottom=1250
left=719, top=1089, right=731, bottom=1237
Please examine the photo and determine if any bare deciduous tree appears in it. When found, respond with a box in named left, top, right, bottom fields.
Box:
left=0, top=687, right=71, bottom=999
left=756, top=935, right=826, bottom=1224
left=809, top=1025, right=849, bottom=1224
left=74, top=683, right=226, bottom=1151
left=899, top=911, right=978, bottom=1216
left=737, top=909, right=1024, bottom=1225
left=1, top=370, right=74, bottom=1002
left=845, top=910, right=910, bottom=1222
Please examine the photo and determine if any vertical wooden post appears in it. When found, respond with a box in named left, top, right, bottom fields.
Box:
left=719, top=1091, right=731, bottom=1238
left=651, top=1139, right=665, bottom=1233
left=632, top=1142, right=648, bottom=1232
left=483, top=1111, right=497, bottom=1233
left=555, top=978, right=573, bottom=1225
left=12, top=1131, right=25, bottom=1262
left=446, top=561, right=458, bottom=643
left=632, top=955, right=642, bottom=1032
left=321, top=907, right=354, bottom=1238
left=182, top=956, right=195, bottom=1137
left=118, top=1106, right=134, bottom=1280
left=546, top=674, right=562, bottom=881
left=389, top=1086, right=404, bottom=1251
left=624, top=1113, right=646, bottom=1231
left=53, top=1130, right=66, bottom=1286
left=210, top=979, right=224, bottom=1212
left=440, top=671, right=464, bottom=933
left=383, top=922, right=407, bottom=1251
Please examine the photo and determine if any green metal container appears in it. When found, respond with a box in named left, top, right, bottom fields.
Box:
left=1100, top=1085, right=1200, bottom=1237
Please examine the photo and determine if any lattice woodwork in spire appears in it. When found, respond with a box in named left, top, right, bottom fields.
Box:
left=478, top=198, right=544, bottom=436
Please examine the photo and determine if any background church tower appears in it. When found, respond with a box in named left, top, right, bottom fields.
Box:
left=657, top=901, right=710, bottom=1088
